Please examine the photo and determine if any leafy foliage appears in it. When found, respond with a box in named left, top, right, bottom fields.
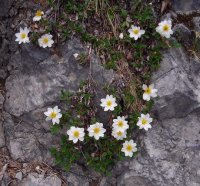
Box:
left=46, top=0, right=169, bottom=174
left=50, top=85, right=129, bottom=175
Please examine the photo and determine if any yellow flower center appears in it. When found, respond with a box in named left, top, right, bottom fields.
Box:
left=50, top=112, right=57, bottom=119
left=21, top=33, right=27, bottom=39
left=145, top=88, right=152, bottom=94
left=117, top=131, right=123, bottom=136
left=163, top=25, right=169, bottom=32
left=36, top=10, right=43, bottom=17
left=43, top=38, right=49, bottom=44
left=94, top=127, right=100, bottom=134
left=117, top=121, right=124, bottom=127
left=73, top=131, right=80, bottom=138
left=142, top=119, right=148, bottom=125
left=126, top=144, right=133, bottom=152
left=106, top=100, right=112, bottom=107
left=133, top=29, right=139, bottom=35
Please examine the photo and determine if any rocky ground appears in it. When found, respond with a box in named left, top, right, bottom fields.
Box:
left=0, top=0, right=200, bottom=186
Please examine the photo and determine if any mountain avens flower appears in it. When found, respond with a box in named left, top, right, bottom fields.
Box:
left=122, top=140, right=137, bottom=157
left=87, top=122, right=106, bottom=140
left=156, top=19, right=173, bottom=38
left=15, top=27, right=30, bottom=44
left=33, top=10, right=44, bottom=22
left=137, top=113, right=153, bottom=131
left=112, top=116, right=129, bottom=132
left=38, top=34, right=54, bottom=48
left=100, top=95, right=117, bottom=111
left=67, top=126, right=85, bottom=143
left=143, top=84, right=157, bottom=101
left=112, top=129, right=127, bottom=140
left=128, top=25, right=145, bottom=40
left=44, top=106, right=62, bottom=125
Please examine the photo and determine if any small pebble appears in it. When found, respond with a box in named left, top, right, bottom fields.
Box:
left=15, top=172, right=23, bottom=180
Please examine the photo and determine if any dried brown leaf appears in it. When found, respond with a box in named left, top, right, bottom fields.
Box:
left=161, top=0, right=171, bottom=14
left=127, top=52, right=133, bottom=61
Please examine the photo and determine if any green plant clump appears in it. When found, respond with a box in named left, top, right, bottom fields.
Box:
left=45, top=0, right=173, bottom=174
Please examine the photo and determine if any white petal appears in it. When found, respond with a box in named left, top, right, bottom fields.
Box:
left=73, top=138, right=78, bottom=143
left=140, top=30, right=145, bottom=34
left=20, top=27, right=23, bottom=32
left=45, top=117, right=51, bottom=121
left=24, top=27, right=30, bottom=34
left=151, top=92, right=157, bottom=97
left=129, top=33, right=134, bottom=38
left=57, top=113, right=62, bottom=118
left=143, top=93, right=150, bottom=101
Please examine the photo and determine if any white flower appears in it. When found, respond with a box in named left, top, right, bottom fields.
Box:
left=128, top=25, right=145, bottom=40
left=67, top=126, right=85, bottom=143
left=112, top=116, right=129, bottom=132
left=73, top=53, right=79, bottom=58
left=15, top=27, right=30, bottom=44
left=119, top=33, right=124, bottom=39
left=121, top=140, right=137, bottom=157
left=112, top=129, right=127, bottom=140
left=44, top=106, right=62, bottom=125
left=33, top=10, right=44, bottom=22
left=137, top=113, right=153, bottom=131
left=38, top=34, right=54, bottom=48
left=100, top=95, right=117, bottom=111
left=87, top=122, right=106, bottom=140
left=142, top=84, right=157, bottom=101
left=156, top=19, right=173, bottom=38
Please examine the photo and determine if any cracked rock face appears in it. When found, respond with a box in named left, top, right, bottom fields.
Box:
left=152, top=48, right=197, bottom=120
left=3, top=38, right=116, bottom=163
left=5, top=40, right=115, bottom=117
left=1, top=1, right=200, bottom=185
left=2, top=33, right=200, bottom=186
left=172, top=0, right=200, bottom=13
left=0, top=0, right=14, bottom=17
left=114, top=48, right=200, bottom=186
left=20, top=173, right=62, bottom=186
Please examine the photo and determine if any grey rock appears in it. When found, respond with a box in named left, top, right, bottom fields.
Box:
left=65, top=173, right=89, bottom=186
left=3, top=38, right=116, bottom=163
left=5, top=39, right=115, bottom=117
left=193, top=17, right=200, bottom=31
left=0, top=0, right=14, bottom=17
left=117, top=112, right=200, bottom=186
left=113, top=47, right=200, bottom=186
left=0, top=69, right=7, bottom=79
left=0, top=119, right=5, bottom=148
left=190, top=58, right=200, bottom=87
left=62, top=165, right=90, bottom=186
left=1, top=1, right=200, bottom=185
left=117, top=175, right=154, bottom=186
left=15, top=172, right=23, bottom=180
left=0, top=92, right=4, bottom=109
left=172, top=0, right=200, bottom=14
left=20, top=173, right=62, bottom=186
left=173, top=24, right=193, bottom=47
left=1, top=172, right=12, bottom=186
left=0, top=94, right=5, bottom=147
left=99, top=177, right=116, bottom=186
left=0, top=37, right=9, bottom=75
left=3, top=111, right=59, bottom=163
left=152, top=48, right=198, bottom=120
